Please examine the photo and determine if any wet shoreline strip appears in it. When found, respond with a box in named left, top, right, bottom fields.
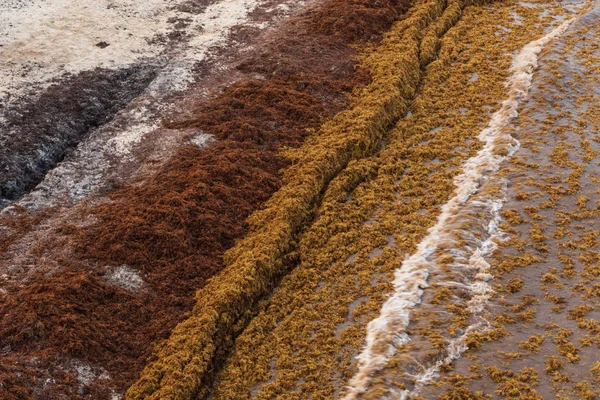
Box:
left=344, top=16, right=577, bottom=399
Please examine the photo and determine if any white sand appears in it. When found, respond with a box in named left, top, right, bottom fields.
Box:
left=0, top=0, right=178, bottom=105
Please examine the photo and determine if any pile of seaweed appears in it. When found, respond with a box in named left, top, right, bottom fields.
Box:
left=0, top=0, right=411, bottom=399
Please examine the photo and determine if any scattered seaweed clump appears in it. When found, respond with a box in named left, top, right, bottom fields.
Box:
left=545, top=356, right=564, bottom=374
left=590, top=362, right=600, bottom=382
left=502, top=209, right=525, bottom=225
left=487, top=366, right=542, bottom=399
left=505, top=278, right=524, bottom=293
left=553, top=328, right=580, bottom=363
left=518, top=335, right=545, bottom=353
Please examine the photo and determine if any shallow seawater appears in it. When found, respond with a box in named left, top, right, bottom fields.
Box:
left=420, top=0, right=600, bottom=398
